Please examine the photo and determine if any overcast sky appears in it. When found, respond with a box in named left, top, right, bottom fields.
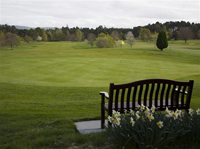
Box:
left=0, top=0, right=199, bottom=28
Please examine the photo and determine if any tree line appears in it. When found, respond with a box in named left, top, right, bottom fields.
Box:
left=0, top=21, right=199, bottom=49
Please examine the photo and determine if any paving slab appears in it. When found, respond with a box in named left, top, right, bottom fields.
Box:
left=75, top=120, right=107, bottom=134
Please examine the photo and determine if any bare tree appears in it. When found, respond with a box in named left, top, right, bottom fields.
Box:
left=177, top=27, right=194, bottom=43
left=87, top=33, right=96, bottom=47
left=126, top=31, right=135, bottom=48
left=111, top=31, right=121, bottom=41
left=5, top=32, right=21, bottom=50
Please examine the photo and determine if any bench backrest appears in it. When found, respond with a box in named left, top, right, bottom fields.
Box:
left=108, top=79, right=194, bottom=115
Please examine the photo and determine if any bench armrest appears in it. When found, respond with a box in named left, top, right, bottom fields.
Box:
left=99, top=92, right=109, bottom=99
left=175, top=88, right=188, bottom=94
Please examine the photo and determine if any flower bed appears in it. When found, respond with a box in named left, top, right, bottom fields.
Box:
left=106, top=105, right=200, bottom=148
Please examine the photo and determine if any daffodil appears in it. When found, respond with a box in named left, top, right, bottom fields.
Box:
left=124, top=109, right=127, bottom=114
left=136, top=111, right=140, bottom=115
left=115, top=111, right=121, bottom=118
left=175, top=109, right=182, bottom=116
left=151, top=105, right=156, bottom=113
left=114, top=118, right=121, bottom=126
left=112, top=110, right=117, bottom=115
left=171, top=112, right=178, bottom=120
left=188, top=108, right=194, bottom=116
left=130, top=117, right=135, bottom=126
left=108, top=115, right=113, bottom=123
left=157, top=121, right=164, bottom=128
left=165, top=107, right=170, bottom=114
left=145, top=107, right=150, bottom=116
left=166, top=112, right=172, bottom=118
left=147, top=114, right=154, bottom=122
left=196, top=108, right=200, bottom=115
left=130, top=109, right=135, bottom=115
left=136, top=104, right=141, bottom=110
left=141, top=104, right=145, bottom=111
left=165, top=107, right=172, bottom=118
left=136, top=113, right=140, bottom=120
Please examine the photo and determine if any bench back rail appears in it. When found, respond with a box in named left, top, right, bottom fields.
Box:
left=100, top=79, right=194, bottom=128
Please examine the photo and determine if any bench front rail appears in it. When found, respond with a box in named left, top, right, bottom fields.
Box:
left=100, top=79, right=194, bottom=128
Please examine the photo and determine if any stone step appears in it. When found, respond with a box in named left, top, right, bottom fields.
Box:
left=75, top=120, right=107, bottom=134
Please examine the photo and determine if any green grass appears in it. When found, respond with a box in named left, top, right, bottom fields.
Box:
left=0, top=40, right=200, bottom=148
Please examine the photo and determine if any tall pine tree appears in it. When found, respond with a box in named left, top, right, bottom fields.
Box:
left=156, top=31, right=168, bottom=51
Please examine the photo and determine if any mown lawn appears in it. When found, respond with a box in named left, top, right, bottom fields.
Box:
left=0, top=40, right=200, bottom=148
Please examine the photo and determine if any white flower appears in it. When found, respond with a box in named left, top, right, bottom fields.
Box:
left=188, top=108, right=194, bottom=116
left=115, top=111, right=121, bottom=118
left=175, top=109, right=182, bottom=116
left=136, top=111, right=140, bottom=115
left=196, top=108, right=200, bottom=115
left=145, top=107, right=150, bottom=113
left=145, top=107, right=150, bottom=116
left=157, top=121, right=164, bottom=128
left=112, top=110, right=117, bottom=115
left=165, top=107, right=172, bottom=118
left=171, top=112, right=178, bottom=120
left=108, top=115, right=113, bottom=123
left=141, top=104, right=145, bottom=111
left=130, top=117, right=135, bottom=126
left=114, top=118, right=121, bottom=126
left=165, top=107, right=170, bottom=114
left=113, top=111, right=121, bottom=119
left=136, top=113, right=140, bottom=120
left=151, top=105, right=156, bottom=113
left=147, top=114, right=154, bottom=122
left=166, top=112, right=172, bottom=118
left=130, top=109, right=135, bottom=115
left=124, top=110, right=128, bottom=114
left=136, top=104, right=141, bottom=110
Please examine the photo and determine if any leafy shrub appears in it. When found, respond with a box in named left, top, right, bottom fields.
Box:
left=95, top=33, right=115, bottom=48
left=106, top=105, right=200, bottom=149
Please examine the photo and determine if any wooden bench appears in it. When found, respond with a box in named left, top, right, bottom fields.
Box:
left=99, top=79, right=194, bottom=128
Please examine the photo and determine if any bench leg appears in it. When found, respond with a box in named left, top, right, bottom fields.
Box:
left=101, top=95, right=105, bottom=129
left=101, top=103, right=105, bottom=129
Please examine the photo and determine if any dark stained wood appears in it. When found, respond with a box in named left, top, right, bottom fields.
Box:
left=132, top=86, right=137, bottom=110
left=100, top=79, right=194, bottom=128
left=126, top=87, right=132, bottom=111
left=115, top=89, right=119, bottom=111
left=108, top=83, right=114, bottom=120
left=171, top=85, right=176, bottom=109
left=155, top=83, right=160, bottom=107
left=144, top=84, right=149, bottom=106
left=165, top=84, right=171, bottom=107
left=176, top=85, right=181, bottom=108
left=120, top=89, right=125, bottom=113
left=138, top=85, right=143, bottom=105
left=185, top=80, right=194, bottom=111
left=160, top=83, right=166, bottom=110
left=181, top=86, right=187, bottom=107
left=149, top=83, right=155, bottom=107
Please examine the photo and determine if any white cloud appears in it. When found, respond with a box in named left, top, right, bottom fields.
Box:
left=0, top=0, right=199, bottom=28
